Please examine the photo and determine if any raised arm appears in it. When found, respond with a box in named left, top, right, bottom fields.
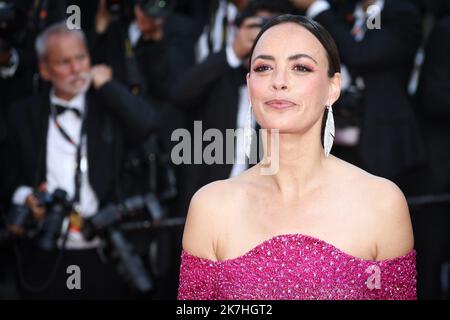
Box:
left=92, top=67, right=161, bottom=142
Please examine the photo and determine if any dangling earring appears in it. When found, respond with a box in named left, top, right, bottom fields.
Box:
left=244, top=105, right=253, bottom=159
left=323, top=105, right=335, bottom=157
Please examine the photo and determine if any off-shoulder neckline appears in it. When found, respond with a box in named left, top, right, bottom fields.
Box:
left=182, top=233, right=416, bottom=264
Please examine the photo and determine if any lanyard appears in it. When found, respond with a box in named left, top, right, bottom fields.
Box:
left=50, top=104, right=87, bottom=204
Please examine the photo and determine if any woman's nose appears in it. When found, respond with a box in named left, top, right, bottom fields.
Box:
left=271, top=70, right=288, bottom=90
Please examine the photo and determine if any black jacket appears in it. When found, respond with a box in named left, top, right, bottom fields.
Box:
left=89, top=13, right=198, bottom=102
left=2, top=80, right=160, bottom=207
left=88, top=13, right=198, bottom=154
left=315, top=0, right=426, bottom=178
left=415, top=16, right=450, bottom=193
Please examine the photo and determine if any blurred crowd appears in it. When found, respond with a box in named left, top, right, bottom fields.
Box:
left=0, top=0, right=449, bottom=300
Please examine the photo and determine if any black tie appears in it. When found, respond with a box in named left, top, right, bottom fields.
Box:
left=53, top=104, right=82, bottom=118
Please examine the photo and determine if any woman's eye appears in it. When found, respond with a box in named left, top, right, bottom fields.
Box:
left=293, top=64, right=312, bottom=73
left=253, top=65, right=272, bottom=73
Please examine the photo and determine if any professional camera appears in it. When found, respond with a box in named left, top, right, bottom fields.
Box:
left=80, top=193, right=164, bottom=293
left=36, top=189, right=73, bottom=251
left=138, top=0, right=175, bottom=18
left=105, top=0, right=136, bottom=18
left=123, top=134, right=177, bottom=201
left=80, top=133, right=178, bottom=294
left=108, top=228, right=153, bottom=292
left=82, top=192, right=164, bottom=240
left=106, top=0, right=124, bottom=15
left=6, top=188, right=74, bottom=251
left=234, top=0, right=295, bottom=28
left=81, top=192, right=186, bottom=294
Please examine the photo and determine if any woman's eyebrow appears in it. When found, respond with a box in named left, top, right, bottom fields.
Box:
left=288, top=53, right=318, bottom=65
left=252, top=53, right=318, bottom=65
left=252, top=54, right=275, bottom=64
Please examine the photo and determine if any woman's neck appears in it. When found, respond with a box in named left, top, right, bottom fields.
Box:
left=259, top=128, right=328, bottom=199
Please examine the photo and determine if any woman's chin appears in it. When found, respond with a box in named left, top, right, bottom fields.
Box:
left=259, top=124, right=304, bottom=135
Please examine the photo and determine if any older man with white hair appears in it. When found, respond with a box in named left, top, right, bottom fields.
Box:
left=3, top=22, right=160, bottom=299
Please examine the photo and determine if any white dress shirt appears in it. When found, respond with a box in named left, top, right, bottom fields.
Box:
left=13, top=90, right=100, bottom=249
left=195, top=0, right=238, bottom=64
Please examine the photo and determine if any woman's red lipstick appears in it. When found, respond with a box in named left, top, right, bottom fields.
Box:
left=265, top=99, right=296, bottom=109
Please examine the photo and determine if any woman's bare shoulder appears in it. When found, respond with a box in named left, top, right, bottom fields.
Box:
left=331, top=156, right=414, bottom=260
left=181, top=178, right=245, bottom=260
left=368, top=175, right=414, bottom=260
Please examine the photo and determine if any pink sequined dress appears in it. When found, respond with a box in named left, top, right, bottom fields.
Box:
left=178, top=234, right=417, bottom=300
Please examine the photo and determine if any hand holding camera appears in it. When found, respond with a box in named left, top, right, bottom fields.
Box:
left=24, top=182, right=47, bottom=221
left=7, top=188, right=74, bottom=251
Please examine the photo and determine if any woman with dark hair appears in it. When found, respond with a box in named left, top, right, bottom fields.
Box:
left=177, top=14, right=416, bottom=300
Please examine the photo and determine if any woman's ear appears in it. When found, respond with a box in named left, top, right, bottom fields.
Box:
left=328, top=72, right=341, bottom=106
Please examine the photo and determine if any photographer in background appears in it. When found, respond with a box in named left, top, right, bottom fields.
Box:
left=0, top=0, right=78, bottom=116
left=290, top=0, right=426, bottom=195
left=91, top=0, right=198, bottom=156
left=3, top=22, right=160, bottom=299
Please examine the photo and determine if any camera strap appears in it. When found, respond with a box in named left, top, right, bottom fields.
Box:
left=50, top=104, right=87, bottom=205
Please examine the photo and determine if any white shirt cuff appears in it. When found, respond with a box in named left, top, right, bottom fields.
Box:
left=12, top=186, right=33, bottom=205
left=0, top=48, right=19, bottom=79
left=306, top=0, right=331, bottom=19
left=226, top=44, right=242, bottom=69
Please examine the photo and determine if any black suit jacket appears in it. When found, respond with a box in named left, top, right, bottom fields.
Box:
left=2, top=80, right=160, bottom=207
left=89, top=13, right=198, bottom=102
left=88, top=13, right=198, bottom=153
left=415, top=16, right=450, bottom=193
left=315, top=0, right=426, bottom=179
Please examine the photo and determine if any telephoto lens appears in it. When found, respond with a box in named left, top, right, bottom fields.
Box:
left=109, top=229, right=153, bottom=292
left=36, top=189, right=72, bottom=251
